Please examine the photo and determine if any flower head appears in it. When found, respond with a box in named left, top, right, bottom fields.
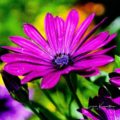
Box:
left=1, top=9, right=116, bottom=89
left=0, top=86, right=32, bottom=120
left=79, top=85, right=120, bottom=120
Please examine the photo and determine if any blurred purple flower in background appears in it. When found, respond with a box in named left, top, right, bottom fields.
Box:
left=79, top=85, right=120, bottom=120
left=109, top=68, right=120, bottom=87
left=1, top=9, right=116, bottom=89
left=0, top=86, right=32, bottom=120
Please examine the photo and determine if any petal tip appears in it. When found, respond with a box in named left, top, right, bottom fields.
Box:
left=9, top=36, right=15, bottom=40
left=21, top=80, right=27, bottom=85
left=46, top=13, right=53, bottom=18
left=112, top=33, right=117, bottom=38
left=70, top=9, right=78, bottom=14
left=41, top=83, right=54, bottom=89
left=23, top=23, right=34, bottom=29
left=41, top=84, right=48, bottom=89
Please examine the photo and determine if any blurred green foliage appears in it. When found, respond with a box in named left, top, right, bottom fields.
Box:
left=0, top=0, right=76, bottom=45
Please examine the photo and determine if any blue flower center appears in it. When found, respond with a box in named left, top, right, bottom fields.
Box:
left=53, top=54, right=72, bottom=69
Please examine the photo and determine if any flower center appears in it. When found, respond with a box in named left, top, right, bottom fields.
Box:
left=0, top=98, right=10, bottom=114
left=53, top=54, right=72, bottom=69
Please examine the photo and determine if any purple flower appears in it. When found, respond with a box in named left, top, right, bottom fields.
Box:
left=0, top=86, right=32, bottom=120
left=1, top=9, right=116, bottom=89
left=109, top=68, right=120, bottom=87
left=79, top=85, right=120, bottom=120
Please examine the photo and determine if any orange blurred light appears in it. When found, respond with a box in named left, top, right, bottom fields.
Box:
left=84, top=2, right=105, bottom=16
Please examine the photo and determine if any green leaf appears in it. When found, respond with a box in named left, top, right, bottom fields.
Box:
left=29, top=101, right=62, bottom=120
left=105, top=17, right=120, bottom=33
left=114, top=55, right=120, bottom=69
left=90, top=71, right=109, bottom=86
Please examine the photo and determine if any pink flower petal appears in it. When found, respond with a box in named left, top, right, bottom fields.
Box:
left=74, top=55, right=113, bottom=68
left=115, top=68, right=120, bottom=74
left=55, top=16, right=65, bottom=53
left=71, top=13, right=95, bottom=52
left=23, top=23, right=51, bottom=52
left=4, top=62, right=51, bottom=76
left=74, top=32, right=109, bottom=56
left=92, top=46, right=116, bottom=55
left=101, top=33, right=117, bottom=46
left=112, top=97, right=120, bottom=106
left=64, top=9, right=79, bottom=53
left=110, top=77, right=120, bottom=87
left=2, top=46, right=49, bottom=60
left=1, top=53, right=50, bottom=65
left=9, top=36, right=51, bottom=60
left=80, top=17, right=108, bottom=44
left=45, top=13, right=58, bottom=55
left=41, top=72, right=61, bottom=89
left=81, top=108, right=99, bottom=120
left=101, top=107, right=120, bottom=120
left=21, top=70, right=51, bottom=84
left=78, top=68, right=99, bottom=77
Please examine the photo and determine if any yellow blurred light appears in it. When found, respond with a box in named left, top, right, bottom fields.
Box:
left=100, top=62, right=114, bottom=73
left=0, top=63, right=4, bottom=86
left=0, top=74, right=4, bottom=86
left=33, top=13, right=46, bottom=38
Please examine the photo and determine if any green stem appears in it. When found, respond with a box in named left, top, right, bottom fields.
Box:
left=65, top=74, right=87, bottom=119
left=25, top=101, right=48, bottom=120
left=42, top=90, right=63, bottom=113
left=65, top=74, right=83, bottom=108
left=36, top=82, right=62, bottom=114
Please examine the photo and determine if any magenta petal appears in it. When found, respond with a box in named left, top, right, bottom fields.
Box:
left=2, top=46, right=50, bottom=60
left=45, top=13, right=58, bottom=54
left=22, top=66, right=53, bottom=84
left=93, top=46, right=116, bottom=55
left=41, top=72, right=61, bottom=89
left=78, top=68, right=99, bottom=77
left=115, top=68, right=120, bottom=74
left=9, top=36, right=50, bottom=59
left=71, top=13, right=95, bottom=52
left=4, top=62, right=33, bottom=76
left=74, top=55, right=113, bottom=68
left=23, top=23, right=50, bottom=50
left=9, top=36, right=39, bottom=48
left=2, top=46, right=24, bottom=53
left=1, top=53, right=50, bottom=65
left=64, top=9, right=79, bottom=53
left=72, top=32, right=110, bottom=57
left=102, top=33, right=117, bottom=47
left=101, top=107, right=120, bottom=120
left=110, top=77, right=120, bottom=87
left=4, top=62, right=50, bottom=76
left=55, top=16, right=65, bottom=53
left=21, top=71, right=45, bottom=84
left=80, top=17, right=108, bottom=44
left=109, top=69, right=120, bottom=87
left=81, top=109, right=99, bottom=120
left=112, top=97, right=120, bottom=106
left=75, top=32, right=109, bottom=55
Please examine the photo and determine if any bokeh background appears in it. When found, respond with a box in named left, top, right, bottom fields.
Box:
left=0, top=0, right=120, bottom=119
